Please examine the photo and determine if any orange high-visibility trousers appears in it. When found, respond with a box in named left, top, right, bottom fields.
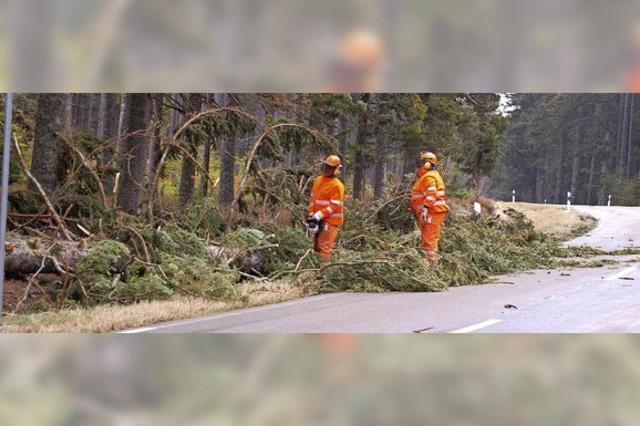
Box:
left=419, top=212, right=447, bottom=252
left=314, top=223, right=340, bottom=258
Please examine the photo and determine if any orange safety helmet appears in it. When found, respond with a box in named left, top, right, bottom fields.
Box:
left=416, top=152, right=437, bottom=171
left=420, top=151, right=438, bottom=166
left=324, top=155, right=342, bottom=167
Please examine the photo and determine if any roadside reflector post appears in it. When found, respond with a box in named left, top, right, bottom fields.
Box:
left=473, top=201, right=482, bottom=216
left=607, top=194, right=611, bottom=207
left=0, top=93, right=14, bottom=323
left=512, top=189, right=515, bottom=203
left=566, top=191, right=571, bottom=212
left=544, top=199, right=547, bottom=204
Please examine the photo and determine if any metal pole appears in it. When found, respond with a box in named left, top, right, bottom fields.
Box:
left=0, top=93, right=13, bottom=322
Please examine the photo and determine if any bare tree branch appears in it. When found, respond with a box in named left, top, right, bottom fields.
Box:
left=11, top=134, right=74, bottom=241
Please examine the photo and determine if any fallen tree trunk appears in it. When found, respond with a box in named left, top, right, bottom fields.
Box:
left=4, top=234, right=87, bottom=279
left=4, top=253, right=59, bottom=279
left=207, top=243, right=278, bottom=277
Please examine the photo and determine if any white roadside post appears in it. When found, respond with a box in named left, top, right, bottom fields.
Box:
left=512, top=189, right=515, bottom=203
left=473, top=201, right=482, bottom=216
left=566, top=191, right=571, bottom=212
left=0, top=93, right=14, bottom=323
left=544, top=199, right=547, bottom=204
left=607, top=194, right=611, bottom=207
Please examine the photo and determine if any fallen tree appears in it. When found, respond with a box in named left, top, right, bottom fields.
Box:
left=4, top=132, right=564, bottom=313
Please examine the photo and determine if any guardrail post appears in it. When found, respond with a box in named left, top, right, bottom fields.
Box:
left=0, top=93, right=14, bottom=323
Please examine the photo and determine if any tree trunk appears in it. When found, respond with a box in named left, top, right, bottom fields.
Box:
left=88, top=93, right=101, bottom=135
left=615, top=94, right=624, bottom=170
left=98, top=93, right=120, bottom=193
left=218, top=137, right=235, bottom=206
left=626, top=94, right=635, bottom=179
left=178, top=134, right=198, bottom=205
left=476, top=176, right=490, bottom=195
left=373, top=108, right=387, bottom=200
left=117, top=94, right=150, bottom=213
left=554, top=130, right=567, bottom=203
left=200, top=138, right=212, bottom=198
left=149, top=95, right=165, bottom=173
left=598, top=160, right=608, bottom=205
left=570, top=153, right=580, bottom=201
left=200, top=95, right=214, bottom=198
left=30, top=94, right=69, bottom=195
left=178, top=138, right=198, bottom=205
left=352, top=107, right=369, bottom=200
left=71, top=93, right=79, bottom=126
left=394, top=143, right=406, bottom=183
left=178, top=94, right=202, bottom=205
left=338, top=115, right=349, bottom=157
left=586, top=151, right=596, bottom=205
left=75, top=93, right=91, bottom=130
left=338, top=115, right=349, bottom=178
left=619, top=93, right=630, bottom=173
left=64, top=96, right=73, bottom=133
left=216, top=93, right=235, bottom=206
left=167, top=94, right=182, bottom=136
left=535, top=167, right=543, bottom=202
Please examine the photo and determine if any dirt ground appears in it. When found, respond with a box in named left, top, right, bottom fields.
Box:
left=2, top=279, right=50, bottom=314
left=495, top=201, right=597, bottom=240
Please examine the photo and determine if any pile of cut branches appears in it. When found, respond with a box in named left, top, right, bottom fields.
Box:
left=240, top=179, right=561, bottom=293
left=5, top=137, right=562, bottom=312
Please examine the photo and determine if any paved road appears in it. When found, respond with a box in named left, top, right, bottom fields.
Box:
left=123, top=205, right=640, bottom=333
left=568, top=205, right=640, bottom=250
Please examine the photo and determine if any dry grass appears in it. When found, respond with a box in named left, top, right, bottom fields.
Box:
left=1, top=280, right=305, bottom=333
left=495, top=201, right=597, bottom=240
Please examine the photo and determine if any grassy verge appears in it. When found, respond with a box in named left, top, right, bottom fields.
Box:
left=495, top=201, right=598, bottom=241
left=1, top=280, right=304, bottom=333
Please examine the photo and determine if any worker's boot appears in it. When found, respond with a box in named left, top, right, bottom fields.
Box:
left=425, top=249, right=439, bottom=266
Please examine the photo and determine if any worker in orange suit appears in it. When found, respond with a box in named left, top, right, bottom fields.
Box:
left=410, top=152, right=449, bottom=265
left=307, top=155, right=345, bottom=259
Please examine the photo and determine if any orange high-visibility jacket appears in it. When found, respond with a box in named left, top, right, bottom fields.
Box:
left=308, top=175, right=345, bottom=226
left=411, top=169, right=449, bottom=214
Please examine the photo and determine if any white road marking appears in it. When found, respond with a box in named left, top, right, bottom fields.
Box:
left=119, top=326, right=157, bottom=334
left=449, top=318, right=502, bottom=334
left=117, top=293, right=345, bottom=334
left=604, top=266, right=637, bottom=281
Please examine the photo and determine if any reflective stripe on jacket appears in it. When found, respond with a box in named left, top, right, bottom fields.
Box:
left=308, top=175, right=346, bottom=226
left=411, top=169, right=449, bottom=214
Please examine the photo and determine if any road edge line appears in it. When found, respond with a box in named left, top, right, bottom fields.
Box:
left=450, top=318, right=502, bottom=334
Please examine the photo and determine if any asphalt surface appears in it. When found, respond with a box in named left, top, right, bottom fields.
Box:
left=123, top=205, right=640, bottom=333
left=566, top=205, right=640, bottom=250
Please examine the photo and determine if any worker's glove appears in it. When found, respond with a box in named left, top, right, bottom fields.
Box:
left=311, top=211, right=324, bottom=222
left=421, top=206, right=429, bottom=222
